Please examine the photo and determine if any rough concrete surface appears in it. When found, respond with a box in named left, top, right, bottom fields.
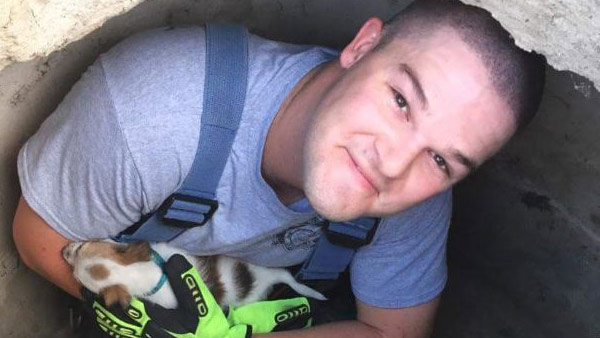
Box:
left=1, top=0, right=600, bottom=90
left=0, top=0, right=144, bottom=70
left=434, top=69, right=600, bottom=338
left=1, top=0, right=599, bottom=337
left=460, top=0, right=600, bottom=93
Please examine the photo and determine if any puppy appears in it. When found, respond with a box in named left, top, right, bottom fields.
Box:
left=62, top=240, right=325, bottom=309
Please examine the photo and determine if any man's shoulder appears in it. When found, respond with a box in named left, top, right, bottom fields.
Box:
left=386, top=189, right=451, bottom=220
left=351, top=191, right=452, bottom=308
left=101, top=26, right=206, bottom=69
left=99, top=26, right=207, bottom=102
left=95, top=26, right=335, bottom=213
left=377, top=189, right=452, bottom=236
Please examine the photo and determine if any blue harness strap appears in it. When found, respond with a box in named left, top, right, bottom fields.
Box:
left=112, top=22, right=380, bottom=285
left=113, top=23, right=249, bottom=243
left=296, top=217, right=379, bottom=281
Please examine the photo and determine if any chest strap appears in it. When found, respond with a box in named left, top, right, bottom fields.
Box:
left=296, top=217, right=379, bottom=282
left=113, top=23, right=249, bottom=243
left=112, top=23, right=380, bottom=285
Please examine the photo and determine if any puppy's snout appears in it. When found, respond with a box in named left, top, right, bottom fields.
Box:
left=62, top=242, right=82, bottom=265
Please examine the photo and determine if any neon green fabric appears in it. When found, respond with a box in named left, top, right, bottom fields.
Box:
left=91, top=296, right=249, bottom=338
left=162, top=265, right=235, bottom=338
left=228, top=297, right=313, bottom=333
left=86, top=254, right=314, bottom=337
left=85, top=254, right=251, bottom=338
left=92, top=300, right=147, bottom=337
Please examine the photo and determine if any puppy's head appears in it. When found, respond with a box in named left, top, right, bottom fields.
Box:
left=62, top=240, right=152, bottom=308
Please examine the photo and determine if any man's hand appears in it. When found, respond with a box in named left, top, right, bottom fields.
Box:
left=85, top=254, right=316, bottom=337
left=84, top=254, right=250, bottom=337
left=249, top=297, right=440, bottom=338
left=227, top=297, right=314, bottom=333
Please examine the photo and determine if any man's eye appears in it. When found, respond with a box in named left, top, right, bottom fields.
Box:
left=432, top=153, right=449, bottom=175
left=392, top=89, right=409, bottom=119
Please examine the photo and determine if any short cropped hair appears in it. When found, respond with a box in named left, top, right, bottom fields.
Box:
left=379, top=0, right=546, bottom=129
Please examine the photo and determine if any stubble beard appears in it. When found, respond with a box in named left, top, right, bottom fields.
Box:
left=303, top=147, right=365, bottom=222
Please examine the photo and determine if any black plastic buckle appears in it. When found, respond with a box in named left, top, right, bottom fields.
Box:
left=324, top=218, right=380, bottom=249
left=157, top=193, right=218, bottom=228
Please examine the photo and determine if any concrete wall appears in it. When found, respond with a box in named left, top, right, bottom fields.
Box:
left=1, top=0, right=599, bottom=337
left=436, top=70, right=600, bottom=338
left=461, top=0, right=600, bottom=93
left=3, top=0, right=600, bottom=91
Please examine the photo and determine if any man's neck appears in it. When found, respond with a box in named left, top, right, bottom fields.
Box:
left=261, top=60, right=343, bottom=205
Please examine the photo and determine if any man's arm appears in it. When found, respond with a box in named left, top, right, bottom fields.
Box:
left=257, top=297, right=440, bottom=338
left=12, top=195, right=441, bottom=337
left=12, top=196, right=82, bottom=299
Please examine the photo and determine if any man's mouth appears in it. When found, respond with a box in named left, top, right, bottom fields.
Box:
left=346, top=148, right=379, bottom=194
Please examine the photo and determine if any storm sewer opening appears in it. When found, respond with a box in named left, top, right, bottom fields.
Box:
left=2, top=1, right=599, bottom=337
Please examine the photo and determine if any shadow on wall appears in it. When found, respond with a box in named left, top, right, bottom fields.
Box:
left=2, top=0, right=599, bottom=337
left=435, top=69, right=600, bottom=338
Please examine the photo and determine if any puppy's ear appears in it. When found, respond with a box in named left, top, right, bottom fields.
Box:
left=100, top=284, right=131, bottom=309
left=116, top=241, right=152, bottom=265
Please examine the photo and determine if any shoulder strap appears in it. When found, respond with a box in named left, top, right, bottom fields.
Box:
left=114, top=23, right=377, bottom=284
left=113, top=23, right=249, bottom=243
left=296, top=217, right=379, bottom=282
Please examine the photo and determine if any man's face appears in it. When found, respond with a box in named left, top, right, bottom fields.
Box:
left=302, top=26, right=516, bottom=221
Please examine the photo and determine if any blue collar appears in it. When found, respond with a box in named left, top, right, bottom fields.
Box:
left=142, top=249, right=168, bottom=297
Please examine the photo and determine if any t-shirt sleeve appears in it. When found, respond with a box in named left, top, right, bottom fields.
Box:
left=350, top=189, right=452, bottom=308
left=17, top=59, right=145, bottom=241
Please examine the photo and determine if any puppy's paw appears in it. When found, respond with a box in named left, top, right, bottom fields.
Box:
left=100, top=284, right=132, bottom=309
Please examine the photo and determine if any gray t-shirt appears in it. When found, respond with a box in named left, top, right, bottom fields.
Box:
left=18, top=26, right=451, bottom=309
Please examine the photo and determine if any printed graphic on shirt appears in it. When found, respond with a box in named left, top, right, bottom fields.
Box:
left=271, top=216, right=326, bottom=251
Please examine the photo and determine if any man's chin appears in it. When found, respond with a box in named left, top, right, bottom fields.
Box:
left=303, top=176, right=370, bottom=220
left=309, top=194, right=409, bottom=220
left=306, top=194, right=364, bottom=221
left=318, top=211, right=357, bottom=222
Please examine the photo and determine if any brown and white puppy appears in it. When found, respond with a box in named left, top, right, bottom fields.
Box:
left=62, top=240, right=325, bottom=309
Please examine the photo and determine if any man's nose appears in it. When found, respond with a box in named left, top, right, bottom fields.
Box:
left=377, top=124, right=426, bottom=179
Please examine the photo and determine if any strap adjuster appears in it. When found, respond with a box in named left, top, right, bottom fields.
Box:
left=324, top=218, right=380, bottom=249
left=157, top=193, right=218, bottom=228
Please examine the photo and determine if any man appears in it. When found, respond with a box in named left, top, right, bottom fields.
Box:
left=12, top=0, right=545, bottom=337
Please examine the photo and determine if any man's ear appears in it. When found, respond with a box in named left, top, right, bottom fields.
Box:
left=340, top=17, right=384, bottom=69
